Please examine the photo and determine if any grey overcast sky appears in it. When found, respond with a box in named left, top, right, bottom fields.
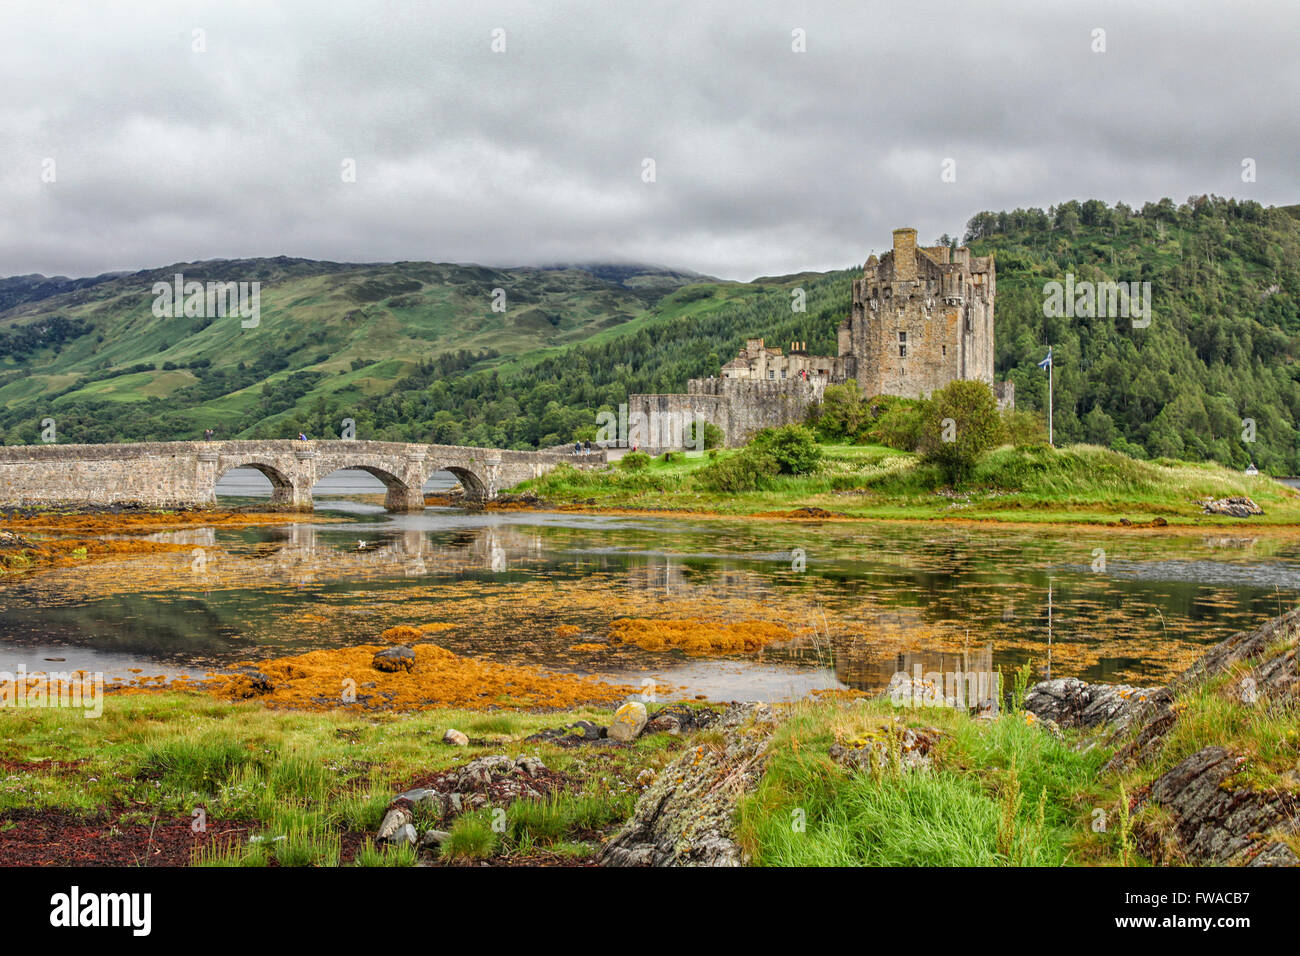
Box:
left=2, top=0, right=1296, bottom=281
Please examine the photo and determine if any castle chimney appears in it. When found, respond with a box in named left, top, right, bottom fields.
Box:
left=893, top=227, right=918, bottom=282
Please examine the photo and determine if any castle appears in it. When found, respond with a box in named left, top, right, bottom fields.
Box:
left=627, top=227, right=1014, bottom=448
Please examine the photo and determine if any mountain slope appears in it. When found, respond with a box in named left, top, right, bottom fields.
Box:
left=5, top=195, right=1300, bottom=473
left=0, top=258, right=718, bottom=443
left=968, top=196, right=1300, bottom=471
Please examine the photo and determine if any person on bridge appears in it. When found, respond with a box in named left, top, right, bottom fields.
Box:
left=298, top=433, right=309, bottom=442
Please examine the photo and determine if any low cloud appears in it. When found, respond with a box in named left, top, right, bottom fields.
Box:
left=2, top=0, right=1296, bottom=280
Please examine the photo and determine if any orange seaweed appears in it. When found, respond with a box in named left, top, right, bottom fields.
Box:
left=608, top=617, right=794, bottom=655
left=150, top=642, right=636, bottom=712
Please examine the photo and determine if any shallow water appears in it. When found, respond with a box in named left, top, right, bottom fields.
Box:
left=3, top=474, right=1299, bottom=699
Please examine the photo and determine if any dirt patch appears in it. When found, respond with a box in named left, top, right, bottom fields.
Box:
left=0, top=809, right=257, bottom=867
left=751, top=507, right=848, bottom=519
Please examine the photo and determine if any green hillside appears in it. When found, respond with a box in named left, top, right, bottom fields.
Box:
left=0, top=258, right=718, bottom=443
left=319, top=196, right=1300, bottom=467
left=969, top=196, right=1300, bottom=472
left=4, top=195, right=1300, bottom=473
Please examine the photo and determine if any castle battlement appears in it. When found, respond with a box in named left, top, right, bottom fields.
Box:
left=629, top=227, right=1012, bottom=447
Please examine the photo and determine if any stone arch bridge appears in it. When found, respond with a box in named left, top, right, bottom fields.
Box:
left=0, top=440, right=590, bottom=512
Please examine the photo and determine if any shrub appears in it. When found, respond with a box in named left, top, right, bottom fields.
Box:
left=810, top=380, right=869, bottom=441
left=868, top=399, right=925, bottom=451
left=685, top=420, right=725, bottom=450
left=916, top=380, right=1007, bottom=487
left=696, top=448, right=779, bottom=493
left=617, top=451, right=651, bottom=471
left=749, top=425, right=822, bottom=475
left=1002, top=408, right=1048, bottom=447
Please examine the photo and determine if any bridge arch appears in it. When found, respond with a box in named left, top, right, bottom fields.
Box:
left=214, top=460, right=296, bottom=508
left=311, top=463, right=415, bottom=512
left=439, top=465, right=489, bottom=502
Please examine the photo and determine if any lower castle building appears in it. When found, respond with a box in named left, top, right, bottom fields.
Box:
left=627, top=227, right=1014, bottom=448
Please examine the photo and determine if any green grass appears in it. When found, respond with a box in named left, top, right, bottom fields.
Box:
left=133, top=735, right=254, bottom=795
left=736, top=697, right=1115, bottom=867
left=353, top=837, right=417, bottom=867
left=442, top=809, right=501, bottom=859
left=5, top=637, right=1294, bottom=867
left=0, top=691, right=684, bottom=866
left=515, top=441, right=1300, bottom=524
left=506, top=791, right=633, bottom=845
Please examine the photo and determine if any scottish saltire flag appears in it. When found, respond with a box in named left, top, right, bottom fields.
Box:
left=1038, top=347, right=1053, bottom=370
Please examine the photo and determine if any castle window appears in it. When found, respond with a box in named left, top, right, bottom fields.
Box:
left=768, top=370, right=775, bottom=379
left=781, top=369, right=787, bottom=379
left=898, top=331, right=907, bottom=358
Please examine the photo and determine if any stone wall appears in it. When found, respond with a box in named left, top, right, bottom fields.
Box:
left=623, top=392, right=732, bottom=450
left=622, top=378, right=825, bottom=448
left=0, top=440, right=580, bottom=511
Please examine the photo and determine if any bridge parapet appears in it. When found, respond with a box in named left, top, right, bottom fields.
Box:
left=0, top=440, right=573, bottom=512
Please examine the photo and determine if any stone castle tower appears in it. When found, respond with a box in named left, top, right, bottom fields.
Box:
left=839, top=227, right=998, bottom=398
left=626, top=227, right=1013, bottom=448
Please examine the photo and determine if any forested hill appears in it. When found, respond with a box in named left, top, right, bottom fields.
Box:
left=331, top=196, right=1300, bottom=471
left=967, top=196, right=1300, bottom=472
left=3, top=196, right=1299, bottom=473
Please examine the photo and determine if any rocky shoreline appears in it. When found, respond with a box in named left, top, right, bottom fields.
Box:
left=1025, top=607, right=1300, bottom=866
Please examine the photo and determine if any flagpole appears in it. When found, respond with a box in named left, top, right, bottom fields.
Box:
left=1048, top=345, right=1054, bottom=447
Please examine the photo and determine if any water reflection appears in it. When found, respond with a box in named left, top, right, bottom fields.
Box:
left=2, top=504, right=1299, bottom=699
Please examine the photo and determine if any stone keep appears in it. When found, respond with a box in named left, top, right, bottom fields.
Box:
left=627, top=227, right=1013, bottom=447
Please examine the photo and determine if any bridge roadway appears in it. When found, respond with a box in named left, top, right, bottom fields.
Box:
left=0, top=439, right=594, bottom=512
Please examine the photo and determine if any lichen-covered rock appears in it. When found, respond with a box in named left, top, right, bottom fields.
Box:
left=1174, top=605, right=1300, bottom=695
left=442, top=728, right=469, bottom=746
left=524, top=720, right=608, bottom=747
left=376, top=806, right=413, bottom=843
left=644, top=714, right=680, bottom=735
left=608, top=701, right=648, bottom=742
left=1142, top=746, right=1299, bottom=866
left=599, top=703, right=775, bottom=867
left=390, top=823, right=418, bottom=847
left=1201, top=496, right=1264, bottom=517
left=1096, top=607, right=1300, bottom=867
left=1106, top=606, right=1300, bottom=775
left=1023, top=677, right=1155, bottom=732
left=828, top=722, right=941, bottom=773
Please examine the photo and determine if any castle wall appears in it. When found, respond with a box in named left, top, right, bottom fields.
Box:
left=688, top=377, right=826, bottom=446
left=623, top=392, right=732, bottom=450
left=624, top=226, right=1013, bottom=451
